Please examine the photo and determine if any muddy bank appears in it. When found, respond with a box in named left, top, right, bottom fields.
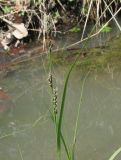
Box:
left=50, top=34, right=121, bottom=69
left=0, top=42, right=48, bottom=70
left=0, top=33, right=121, bottom=72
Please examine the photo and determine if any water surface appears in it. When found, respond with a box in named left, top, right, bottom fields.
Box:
left=0, top=57, right=121, bottom=160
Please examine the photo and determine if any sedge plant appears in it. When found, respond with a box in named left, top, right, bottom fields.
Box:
left=48, top=46, right=121, bottom=160
left=48, top=41, right=89, bottom=159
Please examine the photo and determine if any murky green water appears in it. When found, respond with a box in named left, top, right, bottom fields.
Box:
left=0, top=56, right=121, bottom=160
left=0, top=15, right=121, bottom=160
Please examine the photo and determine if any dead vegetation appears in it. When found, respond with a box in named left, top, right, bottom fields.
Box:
left=0, top=0, right=120, bottom=50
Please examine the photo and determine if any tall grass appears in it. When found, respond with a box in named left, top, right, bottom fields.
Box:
left=57, top=61, right=76, bottom=152
left=48, top=57, right=121, bottom=160
left=48, top=47, right=89, bottom=159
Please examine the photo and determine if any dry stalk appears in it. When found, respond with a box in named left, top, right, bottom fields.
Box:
left=66, top=7, right=121, bottom=49
left=103, top=0, right=121, bottom=31
left=81, top=0, right=93, bottom=40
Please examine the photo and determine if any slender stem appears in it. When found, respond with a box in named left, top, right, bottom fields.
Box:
left=72, top=71, right=90, bottom=160
left=57, top=60, right=77, bottom=151
left=60, top=133, right=71, bottom=160
left=18, top=144, right=24, bottom=160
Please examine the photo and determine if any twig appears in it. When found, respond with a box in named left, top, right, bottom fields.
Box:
left=103, top=0, right=121, bottom=31
left=81, top=0, right=93, bottom=40
left=66, top=7, right=121, bottom=49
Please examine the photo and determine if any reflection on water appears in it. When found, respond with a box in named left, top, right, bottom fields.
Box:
left=0, top=57, right=121, bottom=160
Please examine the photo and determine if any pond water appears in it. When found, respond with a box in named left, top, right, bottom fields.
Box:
left=0, top=15, right=121, bottom=160
left=0, top=56, right=121, bottom=160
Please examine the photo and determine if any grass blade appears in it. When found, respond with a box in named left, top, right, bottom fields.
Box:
left=57, top=60, right=76, bottom=151
left=60, top=132, right=71, bottom=160
left=109, top=147, right=121, bottom=160
left=72, top=71, right=89, bottom=160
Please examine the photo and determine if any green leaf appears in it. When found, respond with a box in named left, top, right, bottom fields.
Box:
left=101, top=25, right=112, bottom=33
left=69, top=26, right=81, bottom=33
left=55, top=10, right=60, bottom=18
left=57, top=60, right=76, bottom=151
left=3, top=6, right=12, bottom=14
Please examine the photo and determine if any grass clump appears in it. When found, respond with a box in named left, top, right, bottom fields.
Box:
left=48, top=48, right=88, bottom=159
